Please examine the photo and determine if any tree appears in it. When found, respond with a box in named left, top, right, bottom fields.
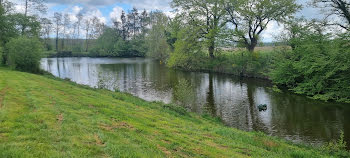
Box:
left=21, top=0, right=47, bottom=34
left=90, top=27, right=120, bottom=56
left=53, top=12, right=62, bottom=52
left=225, top=0, right=301, bottom=52
left=120, top=11, right=128, bottom=40
left=172, top=0, right=227, bottom=58
left=10, top=13, right=41, bottom=37
left=23, top=0, right=47, bottom=17
left=146, top=12, right=169, bottom=61
left=6, top=36, right=43, bottom=73
left=84, top=17, right=91, bottom=52
left=140, top=9, right=150, bottom=33
left=62, top=13, right=70, bottom=50
left=40, top=17, right=52, bottom=50
left=312, top=0, right=350, bottom=31
left=76, top=12, right=83, bottom=39
left=130, top=7, right=139, bottom=38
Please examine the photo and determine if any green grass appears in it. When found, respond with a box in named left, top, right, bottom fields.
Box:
left=0, top=67, right=343, bottom=157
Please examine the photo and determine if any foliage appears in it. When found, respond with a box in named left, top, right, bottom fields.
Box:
left=6, top=36, right=44, bottom=73
left=225, top=0, right=302, bottom=51
left=0, top=4, right=18, bottom=46
left=173, top=78, right=195, bottom=109
left=171, top=0, right=227, bottom=58
left=270, top=30, right=350, bottom=102
left=0, top=67, right=343, bottom=157
left=9, top=13, right=41, bottom=37
left=311, top=0, right=350, bottom=31
left=145, top=12, right=170, bottom=62
left=321, top=132, right=349, bottom=157
left=90, top=27, right=120, bottom=57
left=167, top=26, right=207, bottom=69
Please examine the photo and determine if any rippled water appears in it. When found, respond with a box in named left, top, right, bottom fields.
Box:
left=41, top=57, right=350, bottom=148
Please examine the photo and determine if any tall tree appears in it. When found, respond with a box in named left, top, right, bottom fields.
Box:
left=53, top=12, right=62, bottom=52
left=130, top=7, right=139, bottom=38
left=62, top=13, right=70, bottom=50
left=172, top=0, right=227, bottom=58
left=146, top=11, right=169, bottom=61
left=22, top=0, right=46, bottom=34
left=84, top=17, right=91, bottom=52
left=225, top=0, right=301, bottom=52
left=76, top=12, right=83, bottom=40
left=140, top=9, right=150, bottom=33
left=40, top=17, right=52, bottom=50
left=120, top=11, right=128, bottom=40
left=23, top=0, right=47, bottom=17
left=312, top=0, right=350, bottom=30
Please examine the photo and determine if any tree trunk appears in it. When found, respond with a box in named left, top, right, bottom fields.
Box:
left=56, top=29, right=59, bottom=52
left=247, top=38, right=257, bottom=52
left=85, top=30, right=89, bottom=52
left=21, top=0, right=28, bottom=35
left=209, top=40, right=215, bottom=58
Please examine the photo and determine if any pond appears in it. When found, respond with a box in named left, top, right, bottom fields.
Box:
left=41, top=57, right=350, bottom=148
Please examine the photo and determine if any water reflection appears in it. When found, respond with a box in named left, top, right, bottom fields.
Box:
left=41, top=57, right=350, bottom=148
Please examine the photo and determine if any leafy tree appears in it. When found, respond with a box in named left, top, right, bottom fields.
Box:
left=172, top=0, right=227, bottom=58
left=62, top=13, right=70, bottom=50
left=0, top=3, right=15, bottom=45
left=130, top=7, right=140, bottom=38
left=21, top=0, right=46, bottom=35
left=53, top=12, right=62, bottom=52
left=90, top=27, right=120, bottom=56
left=6, top=36, right=44, bottom=73
left=40, top=17, right=52, bottom=50
left=168, top=25, right=206, bottom=69
left=226, top=0, right=301, bottom=52
left=270, top=26, right=350, bottom=103
left=8, top=13, right=40, bottom=37
left=312, top=0, right=350, bottom=30
left=22, top=0, right=47, bottom=17
left=146, top=12, right=170, bottom=61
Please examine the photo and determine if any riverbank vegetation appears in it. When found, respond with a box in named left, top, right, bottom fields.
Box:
left=1, top=67, right=348, bottom=157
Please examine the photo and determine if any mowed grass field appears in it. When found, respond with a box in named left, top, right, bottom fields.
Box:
left=0, top=67, right=340, bottom=157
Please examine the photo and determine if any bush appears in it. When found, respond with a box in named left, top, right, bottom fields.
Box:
left=321, top=132, right=350, bottom=157
left=167, top=27, right=207, bottom=70
left=6, top=36, right=44, bottom=73
left=270, top=33, right=350, bottom=103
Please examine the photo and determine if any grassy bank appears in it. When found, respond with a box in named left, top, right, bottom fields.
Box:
left=0, top=68, right=344, bottom=157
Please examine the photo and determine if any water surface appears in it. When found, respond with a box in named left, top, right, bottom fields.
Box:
left=41, top=57, right=350, bottom=147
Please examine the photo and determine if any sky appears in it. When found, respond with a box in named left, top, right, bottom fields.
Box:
left=9, top=0, right=322, bottom=42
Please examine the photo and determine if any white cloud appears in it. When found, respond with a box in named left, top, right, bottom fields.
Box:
left=72, top=6, right=83, bottom=14
left=87, top=9, right=107, bottom=24
left=261, top=22, right=285, bottom=42
left=109, top=6, right=124, bottom=22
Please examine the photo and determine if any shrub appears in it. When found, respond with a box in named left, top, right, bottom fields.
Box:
left=321, top=132, right=350, bottom=157
left=167, top=28, right=207, bottom=70
left=270, top=33, right=350, bottom=103
left=6, top=36, right=44, bottom=73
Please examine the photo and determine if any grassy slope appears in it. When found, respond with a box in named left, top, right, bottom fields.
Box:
left=0, top=68, right=335, bottom=158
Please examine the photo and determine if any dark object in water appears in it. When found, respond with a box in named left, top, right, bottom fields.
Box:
left=258, top=104, right=267, bottom=111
